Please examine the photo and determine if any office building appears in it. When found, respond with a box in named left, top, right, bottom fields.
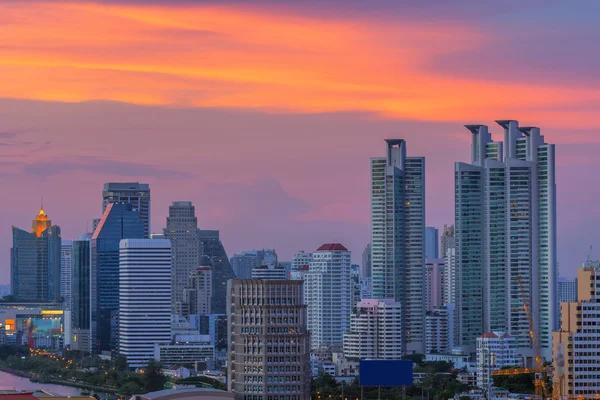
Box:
left=251, top=264, right=287, bottom=280
left=558, top=278, right=577, bottom=303
left=181, top=267, right=212, bottom=316
left=11, top=206, right=61, bottom=302
left=426, top=258, right=445, bottom=311
left=343, top=299, right=403, bottom=360
left=231, top=249, right=278, bottom=280
left=163, top=201, right=200, bottom=308
left=102, top=182, right=150, bottom=238
left=456, top=121, right=557, bottom=359
left=304, top=243, right=352, bottom=349
left=227, top=279, right=311, bottom=400
left=154, top=342, right=214, bottom=367
left=119, top=239, right=172, bottom=368
left=291, top=251, right=313, bottom=271
left=199, top=230, right=236, bottom=315
left=91, top=203, right=144, bottom=354
left=61, top=240, right=72, bottom=311
left=425, top=304, right=455, bottom=354
left=476, top=332, right=520, bottom=390
left=440, top=224, right=455, bottom=261
left=425, top=227, right=439, bottom=259
left=71, top=238, right=91, bottom=352
left=371, top=139, right=426, bottom=354
left=361, top=244, right=371, bottom=279
left=553, top=263, right=600, bottom=399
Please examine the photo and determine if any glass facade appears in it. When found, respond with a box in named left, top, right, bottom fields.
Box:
left=199, top=230, right=235, bottom=315
left=72, top=239, right=90, bottom=330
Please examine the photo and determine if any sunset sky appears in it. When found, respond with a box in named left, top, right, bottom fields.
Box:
left=1, top=0, right=599, bottom=282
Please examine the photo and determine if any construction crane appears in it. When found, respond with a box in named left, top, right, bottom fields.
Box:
left=491, top=276, right=550, bottom=398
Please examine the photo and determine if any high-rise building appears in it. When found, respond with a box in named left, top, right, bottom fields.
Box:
left=558, top=278, right=577, bottom=303
left=71, top=238, right=91, bottom=352
left=443, top=248, right=457, bottom=307
left=11, top=206, right=61, bottom=302
left=361, top=244, right=372, bottom=279
left=305, top=243, right=352, bottom=349
left=371, top=139, right=426, bottom=354
left=199, top=230, right=236, bottom=315
left=476, top=332, right=520, bottom=390
left=227, top=279, right=311, bottom=400
left=553, top=263, right=600, bottom=399
left=455, top=121, right=557, bottom=360
left=343, top=299, right=403, bottom=360
left=291, top=250, right=313, bottom=271
left=231, top=249, right=278, bottom=279
left=91, top=203, right=145, bottom=354
left=425, top=304, right=455, bottom=354
left=425, top=227, right=439, bottom=259
left=102, top=182, right=150, bottom=238
left=425, top=258, right=445, bottom=311
left=119, top=239, right=172, bottom=368
left=440, top=224, right=455, bottom=261
left=181, top=267, right=212, bottom=315
left=251, top=264, right=287, bottom=280
left=61, top=240, right=73, bottom=310
left=163, top=201, right=200, bottom=309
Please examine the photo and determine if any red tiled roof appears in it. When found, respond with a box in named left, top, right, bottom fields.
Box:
left=316, top=243, right=348, bottom=251
left=481, top=332, right=499, bottom=339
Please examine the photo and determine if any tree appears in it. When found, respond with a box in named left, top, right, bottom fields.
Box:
left=115, top=355, right=128, bottom=372
left=143, top=359, right=166, bottom=392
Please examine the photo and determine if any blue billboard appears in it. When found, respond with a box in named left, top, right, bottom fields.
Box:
left=360, top=360, right=413, bottom=386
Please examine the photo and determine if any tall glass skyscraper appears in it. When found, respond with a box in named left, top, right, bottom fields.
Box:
left=199, top=230, right=235, bottom=315
left=11, top=207, right=61, bottom=302
left=370, top=139, right=425, bottom=354
left=91, top=203, right=144, bottom=354
left=102, top=182, right=150, bottom=238
left=455, top=121, right=557, bottom=360
left=71, top=238, right=91, bottom=352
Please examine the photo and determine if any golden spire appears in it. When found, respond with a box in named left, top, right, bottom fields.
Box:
left=32, top=200, right=51, bottom=237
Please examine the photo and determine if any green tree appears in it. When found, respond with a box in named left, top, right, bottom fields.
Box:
left=143, top=359, right=166, bottom=392
left=115, top=355, right=128, bottom=372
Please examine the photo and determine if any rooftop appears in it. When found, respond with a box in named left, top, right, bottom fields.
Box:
left=316, top=243, right=348, bottom=252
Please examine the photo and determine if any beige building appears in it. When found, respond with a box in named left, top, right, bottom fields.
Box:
left=227, top=279, right=311, bottom=400
left=553, top=263, right=600, bottom=399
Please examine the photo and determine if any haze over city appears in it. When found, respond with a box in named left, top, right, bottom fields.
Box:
left=2, top=0, right=600, bottom=284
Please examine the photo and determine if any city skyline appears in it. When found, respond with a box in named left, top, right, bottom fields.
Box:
left=2, top=1, right=600, bottom=284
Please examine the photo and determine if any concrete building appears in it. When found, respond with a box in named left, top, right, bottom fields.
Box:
left=371, top=139, right=426, bottom=354
left=11, top=206, right=61, bottom=302
left=426, top=258, right=445, bottom=311
left=164, top=201, right=200, bottom=310
left=361, top=244, right=371, bottom=279
left=558, top=278, right=577, bottom=303
left=425, top=304, right=455, bottom=354
left=456, top=121, right=557, bottom=359
left=343, top=299, right=403, bottom=360
left=154, top=342, right=214, bottom=367
left=305, top=243, right=352, bottom=349
left=60, top=240, right=72, bottom=311
left=119, top=239, right=172, bottom=368
left=102, top=182, right=151, bottom=238
left=553, top=263, right=600, bottom=399
left=181, top=267, right=212, bottom=316
left=476, top=331, right=520, bottom=390
left=227, top=279, right=311, bottom=400
left=231, top=249, right=277, bottom=280
left=440, top=224, right=455, bottom=262
left=291, top=251, right=313, bottom=271
left=251, top=264, right=287, bottom=280
left=425, top=227, right=439, bottom=259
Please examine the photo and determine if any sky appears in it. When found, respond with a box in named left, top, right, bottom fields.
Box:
left=1, top=0, right=600, bottom=283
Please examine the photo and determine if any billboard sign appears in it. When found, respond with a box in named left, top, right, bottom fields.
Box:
left=360, top=360, right=413, bottom=387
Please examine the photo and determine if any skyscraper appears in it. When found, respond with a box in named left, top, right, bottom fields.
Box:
left=11, top=206, right=61, bottom=302
left=199, top=230, right=236, bottom=315
left=425, top=258, right=445, bottom=311
left=440, top=224, right=455, bottom=260
left=163, top=201, right=200, bottom=309
left=456, top=121, right=557, bottom=359
left=231, top=249, right=278, bottom=279
left=71, top=238, right=91, bottom=352
left=304, top=243, right=352, bottom=349
left=557, top=278, right=577, bottom=303
left=182, top=266, right=212, bottom=315
left=91, top=203, right=145, bottom=354
left=119, top=239, right=172, bottom=368
left=370, top=139, right=426, bottom=354
left=227, top=279, right=311, bottom=400
left=102, top=182, right=150, bottom=238
left=61, top=240, right=73, bottom=310
left=425, top=227, right=439, bottom=259
left=361, top=243, right=371, bottom=279
left=251, top=264, right=287, bottom=280
left=291, top=250, right=313, bottom=271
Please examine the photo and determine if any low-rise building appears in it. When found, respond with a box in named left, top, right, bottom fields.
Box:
left=154, top=343, right=215, bottom=367
left=476, top=332, right=521, bottom=389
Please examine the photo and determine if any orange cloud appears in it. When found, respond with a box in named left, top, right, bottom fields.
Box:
left=1, top=1, right=600, bottom=130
